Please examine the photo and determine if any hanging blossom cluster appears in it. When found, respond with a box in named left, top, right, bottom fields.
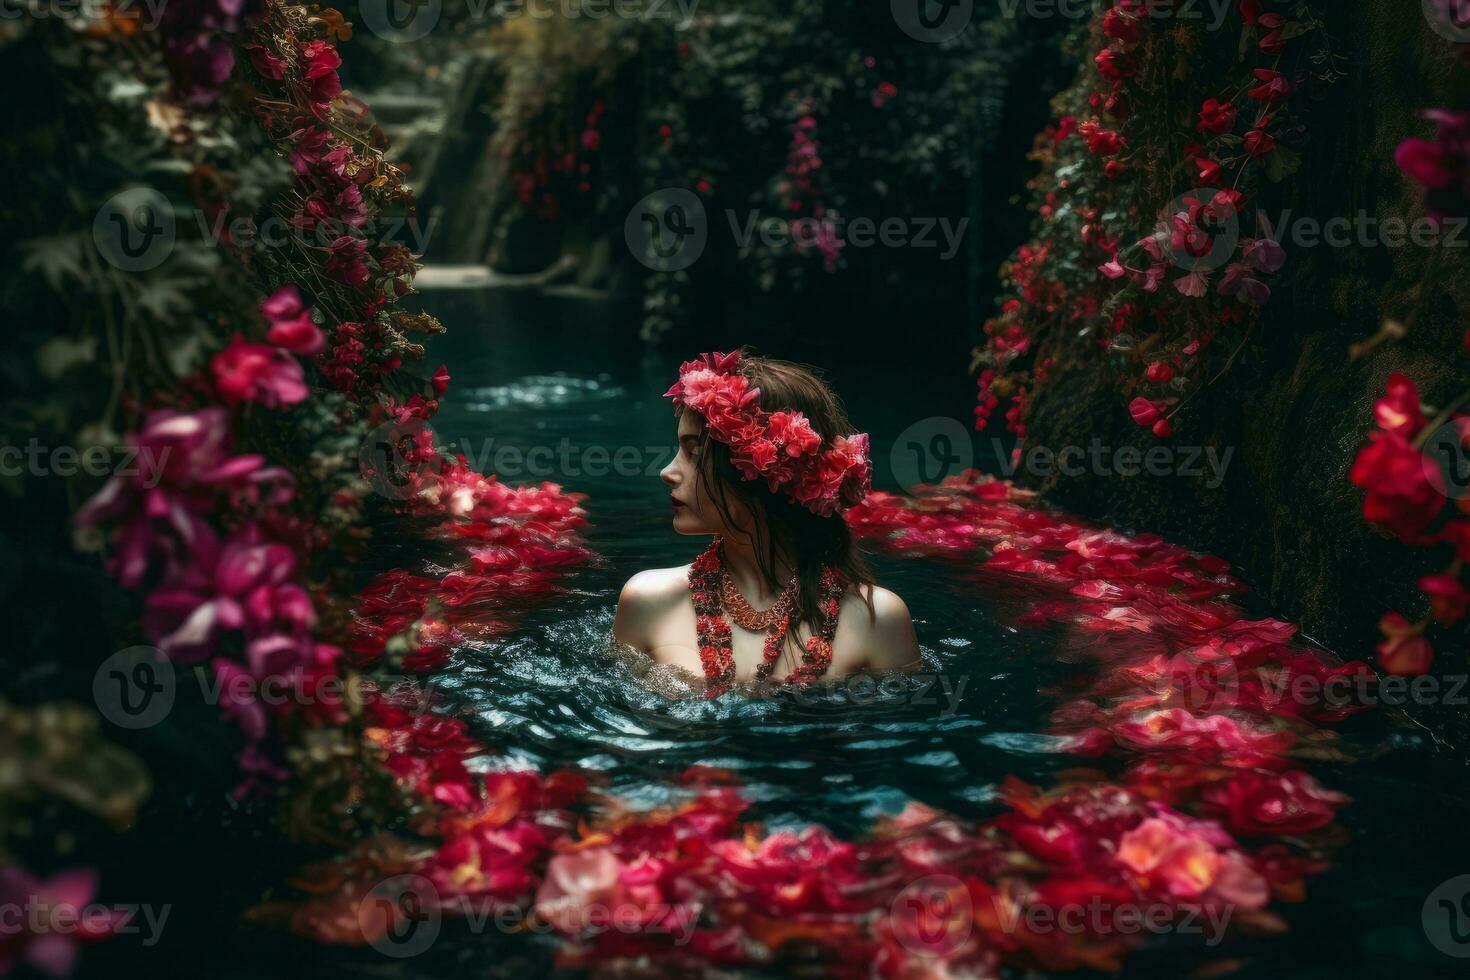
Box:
left=1349, top=377, right=1470, bottom=676
left=70, top=1, right=594, bottom=801
left=260, top=473, right=1361, bottom=976
left=1343, top=34, right=1470, bottom=678
left=779, top=100, right=844, bottom=273
left=511, top=98, right=606, bottom=221
left=974, top=1, right=1331, bottom=443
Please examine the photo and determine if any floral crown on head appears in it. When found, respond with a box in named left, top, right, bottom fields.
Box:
left=664, top=351, right=872, bottom=517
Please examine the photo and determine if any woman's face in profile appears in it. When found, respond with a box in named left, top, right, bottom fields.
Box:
left=661, top=411, right=752, bottom=537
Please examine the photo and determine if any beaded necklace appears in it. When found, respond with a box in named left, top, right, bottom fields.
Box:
left=688, top=536, right=843, bottom=695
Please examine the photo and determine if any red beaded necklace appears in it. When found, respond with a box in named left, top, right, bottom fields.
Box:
left=688, top=536, right=844, bottom=695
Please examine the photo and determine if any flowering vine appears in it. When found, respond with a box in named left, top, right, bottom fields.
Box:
left=975, top=1, right=1336, bottom=442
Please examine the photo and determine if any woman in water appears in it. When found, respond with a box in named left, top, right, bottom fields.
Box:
left=613, top=350, right=921, bottom=694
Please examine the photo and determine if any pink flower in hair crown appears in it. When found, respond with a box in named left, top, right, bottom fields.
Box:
left=664, top=351, right=872, bottom=517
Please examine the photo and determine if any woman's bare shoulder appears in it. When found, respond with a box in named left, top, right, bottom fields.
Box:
left=617, top=565, right=692, bottom=606
left=837, top=582, right=921, bottom=672
left=613, top=565, right=691, bottom=650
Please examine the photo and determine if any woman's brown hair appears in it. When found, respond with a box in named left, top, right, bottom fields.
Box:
left=678, top=349, right=877, bottom=667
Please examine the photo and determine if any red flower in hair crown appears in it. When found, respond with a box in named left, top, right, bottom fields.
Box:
left=663, top=351, right=872, bottom=517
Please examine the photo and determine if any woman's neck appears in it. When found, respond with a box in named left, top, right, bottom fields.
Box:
left=718, top=533, right=794, bottom=604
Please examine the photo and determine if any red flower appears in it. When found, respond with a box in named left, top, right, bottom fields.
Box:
left=1247, top=69, right=1290, bottom=103
left=1349, top=429, right=1441, bottom=538
left=300, top=39, right=342, bottom=114
left=1396, top=110, right=1470, bottom=220
left=1202, top=771, right=1347, bottom=836
left=1145, top=362, right=1174, bottom=384
left=1079, top=119, right=1125, bottom=157
left=1197, top=99, right=1237, bottom=135
left=1102, top=6, right=1141, bottom=44
left=432, top=364, right=451, bottom=396
left=1094, top=49, right=1130, bottom=83
left=1257, top=13, right=1287, bottom=54
left=1195, top=157, right=1222, bottom=183
left=1420, top=571, right=1470, bottom=625
left=1128, top=397, right=1162, bottom=427
left=1244, top=128, right=1276, bottom=158
left=1376, top=612, right=1433, bottom=675
left=261, top=286, right=324, bottom=355
left=1374, top=373, right=1425, bottom=438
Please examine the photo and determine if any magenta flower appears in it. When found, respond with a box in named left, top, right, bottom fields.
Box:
left=74, top=409, right=286, bottom=588
left=211, top=335, right=309, bottom=407
left=0, top=866, right=119, bottom=977
left=1397, top=109, right=1470, bottom=221
left=142, top=524, right=298, bottom=662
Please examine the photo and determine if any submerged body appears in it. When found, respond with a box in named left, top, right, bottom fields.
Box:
left=613, top=351, right=921, bottom=690
left=613, top=563, right=920, bottom=685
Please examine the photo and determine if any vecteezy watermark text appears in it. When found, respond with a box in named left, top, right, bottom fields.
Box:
left=890, top=417, right=1233, bottom=491
left=726, top=211, right=968, bottom=261
left=995, top=0, right=1232, bottom=31
left=92, top=188, right=435, bottom=273
left=0, top=0, right=168, bottom=30
left=0, top=898, right=170, bottom=948
left=359, top=874, right=695, bottom=958
left=0, top=440, right=170, bottom=486
left=623, top=187, right=968, bottom=271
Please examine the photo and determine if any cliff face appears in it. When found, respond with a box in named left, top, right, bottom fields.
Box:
left=1020, top=2, right=1470, bottom=743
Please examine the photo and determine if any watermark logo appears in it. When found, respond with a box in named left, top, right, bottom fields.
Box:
left=1161, top=188, right=1240, bottom=273
left=626, top=188, right=707, bottom=271
left=891, top=874, right=973, bottom=957
left=891, top=416, right=974, bottom=490
left=1425, top=0, right=1470, bottom=43
left=93, top=646, right=175, bottom=730
left=1168, top=643, right=1239, bottom=712
left=359, top=418, right=437, bottom=500
left=360, top=0, right=442, bottom=43
left=361, top=875, right=442, bottom=957
left=93, top=188, right=175, bottom=272
left=891, top=0, right=972, bottom=43
left=1423, top=418, right=1470, bottom=500
left=1423, top=874, right=1470, bottom=957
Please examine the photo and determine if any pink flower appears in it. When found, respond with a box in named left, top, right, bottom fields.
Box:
left=1241, top=237, right=1286, bottom=273
left=534, top=847, right=625, bottom=935
left=260, top=286, right=324, bottom=355
left=73, top=409, right=289, bottom=588
left=212, top=335, right=308, bottom=407
left=0, top=866, right=119, bottom=977
left=142, top=524, right=301, bottom=663
left=1173, top=271, right=1210, bottom=298
left=1218, top=263, right=1270, bottom=305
